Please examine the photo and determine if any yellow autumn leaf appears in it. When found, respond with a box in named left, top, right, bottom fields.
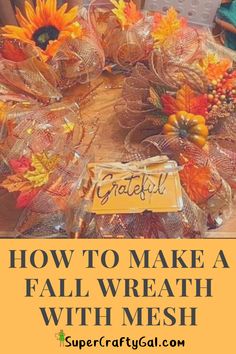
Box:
left=111, top=0, right=142, bottom=29
left=198, top=53, right=218, bottom=72
left=111, top=0, right=127, bottom=29
left=24, top=153, right=60, bottom=188
left=152, top=7, right=182, bottom=47
left=63, top=121, right=75, bottom=134
left=63, top=22, right=83, bottom=39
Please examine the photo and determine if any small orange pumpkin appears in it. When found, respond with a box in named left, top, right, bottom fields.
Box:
left=163, top=111, right=208, bottom=148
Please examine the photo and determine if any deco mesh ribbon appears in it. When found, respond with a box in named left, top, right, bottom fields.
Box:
left=65, top=7, right=236, bottom=239
left=0, top=101, right=82, bottom=237
left=88, top=0, right=153, bottom=69
left=0, top=0, right=105, bottom=237
left=111, top=11, right=236, bottom=236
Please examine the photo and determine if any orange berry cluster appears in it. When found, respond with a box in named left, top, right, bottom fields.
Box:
left=207, top=68, right=236, bottom=112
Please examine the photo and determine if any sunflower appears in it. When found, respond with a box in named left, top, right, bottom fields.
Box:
left=2, top=0, right=83, bottom=60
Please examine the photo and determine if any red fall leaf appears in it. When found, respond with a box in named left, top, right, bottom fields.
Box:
left=0, top=40, right=28, bottom=62
left=162, top=85, right=208, bottom=116
left=9, top=157, right=32, bottom=174
left=16, top=190, right=38, bottom=209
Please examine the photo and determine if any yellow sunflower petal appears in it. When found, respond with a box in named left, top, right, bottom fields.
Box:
left=25, top=1, right=37, bottom=25
left=44, top=39, right=62, bottom=57
left=2, top=25, right=29, bottom=40
left=46, top=0, right=57, bottom=15
left=60, top=6, right=78, bottom=27
left=37, top=0, right=50, bottom=24
left=61, top=22, right=83, bottom=39
left=35, top=0, right=45, bottom=19
left=50, top=3, right=68, bottom=29
left=15, top=7, right=30, bottom=28
left=57, top=3, right=68, bottom=17
left=33, top=1, right=48, bottom=27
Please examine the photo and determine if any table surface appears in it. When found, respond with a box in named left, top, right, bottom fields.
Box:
left=0, top=74, right=235, bottom=238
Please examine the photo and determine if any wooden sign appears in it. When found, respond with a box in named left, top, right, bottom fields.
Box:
left=88, top=156, right=183, bottom=214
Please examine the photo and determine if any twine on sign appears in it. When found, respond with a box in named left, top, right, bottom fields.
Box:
left=82, top=156, right=182, bottom=201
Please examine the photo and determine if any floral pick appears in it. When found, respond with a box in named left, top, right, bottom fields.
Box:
left=204, top=57, right=232, bottom=81
left=152, top=7, right=186, bottom=47
left=111, top=0, right=143, bottom=30
left=2, top=0, right=83, bottom=61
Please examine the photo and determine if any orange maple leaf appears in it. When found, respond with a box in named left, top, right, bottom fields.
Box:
left=111, top=0, right=142, bottom=29
left=206, top=59, right=231, bottom=81
left=180, top=163, right=220, bottom=204
left=162, top=85, right=208, bottom=116
left=152, top=7, right=186, bottom=47
left=124, top=0, right=143, bottom=26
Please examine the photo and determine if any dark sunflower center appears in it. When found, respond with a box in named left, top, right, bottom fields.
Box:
left=32, top=25, right=60, bottom=50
